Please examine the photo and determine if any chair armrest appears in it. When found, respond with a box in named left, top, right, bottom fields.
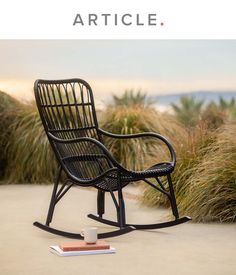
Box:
left=47, top=132, right=126, bottom=184
left=98, top=128, right=176, bottom=165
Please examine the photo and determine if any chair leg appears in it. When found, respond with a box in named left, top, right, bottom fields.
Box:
left=97, top=190, right=105, bottom=218
left=117, top=196, right=126, bottom=229
left=46, top=166, right=61, bottom=226
left=117, top=175, right=126, bottom=228
left=167, top=174, right=179, bottom=219
left=88, top=174, right=191, bottom=231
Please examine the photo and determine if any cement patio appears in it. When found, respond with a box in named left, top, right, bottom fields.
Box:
left=0, top=185, right=235, bottom=275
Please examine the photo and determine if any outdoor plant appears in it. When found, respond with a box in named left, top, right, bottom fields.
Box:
left=178, top=123, right=236, bottom=222
left=1, top=89, right=81, bottom=184
left=4, top=101, right=57, bottom=183
left=200, top=101, right=227, bottom=130
left=201, top=97, right=236, bottom=130
left=100, top=104, right=185, bottom=172
left=171, top=95, right=204, bottom=128
left=111, top=89, right=153, bottom=107
left=142, top=121, right=216, bottom=207
left=0, top=91, right=21, bottom=179
left=218, top=97, right=236, bottom=119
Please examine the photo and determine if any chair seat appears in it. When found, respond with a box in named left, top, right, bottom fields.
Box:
left=123, top=162, right=174, bottom=180
left=143, top=162, right=174, bottom=176
left=95, top=162, right=174, bottom=191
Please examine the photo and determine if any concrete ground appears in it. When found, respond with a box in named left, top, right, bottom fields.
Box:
left=0, top=184, right=235, bottom=275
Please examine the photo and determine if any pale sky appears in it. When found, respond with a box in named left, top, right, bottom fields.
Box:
left=0, top=40, right=236, bottom=104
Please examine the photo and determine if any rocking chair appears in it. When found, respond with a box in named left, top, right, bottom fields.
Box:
left=33, top=78, right=191, bottom=239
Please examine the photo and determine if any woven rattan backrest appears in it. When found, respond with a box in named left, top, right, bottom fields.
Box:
left=34, top=79, right=99, bottom=140
left=34, top=79, right=112, bottom=181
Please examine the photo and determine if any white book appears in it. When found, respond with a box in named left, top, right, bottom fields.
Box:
left=49, top=245, right=116, bottom=257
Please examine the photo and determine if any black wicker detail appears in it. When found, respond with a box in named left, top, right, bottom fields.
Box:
left=33, top=78, right=191, bottom=239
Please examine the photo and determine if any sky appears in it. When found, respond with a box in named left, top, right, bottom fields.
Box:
left=0, top=40, right=236, bottom=104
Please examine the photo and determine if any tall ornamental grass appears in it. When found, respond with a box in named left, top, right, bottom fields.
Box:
left=4, top=102, right=57, bottom=183
left=0, top=91, right=21, bottom=179
left=178, top=124, right=236, bottom=222
left=142, top=122, right=216, bottom=207
left=100, top=105, right=185, bottom=171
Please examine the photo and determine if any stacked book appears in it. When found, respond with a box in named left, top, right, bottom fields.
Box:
left=50, top=240, right=116, bottom=256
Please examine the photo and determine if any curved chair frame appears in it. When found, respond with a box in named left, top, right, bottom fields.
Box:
left=33, top=78, right=191, bottom=239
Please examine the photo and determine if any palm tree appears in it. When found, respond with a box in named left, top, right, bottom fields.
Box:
left=171, top=95, right=204, bottom=128
left=218, top=97, right=236, bottom=119
left=219, top=97, right=235, bottom=110
left=111, top=89, right=153, bottom=107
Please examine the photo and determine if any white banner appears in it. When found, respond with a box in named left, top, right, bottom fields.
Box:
left=0, top=0, right=235, bottom=39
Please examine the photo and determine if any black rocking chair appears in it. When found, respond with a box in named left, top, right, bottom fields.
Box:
left=33, top=78, right=191, bottom=239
